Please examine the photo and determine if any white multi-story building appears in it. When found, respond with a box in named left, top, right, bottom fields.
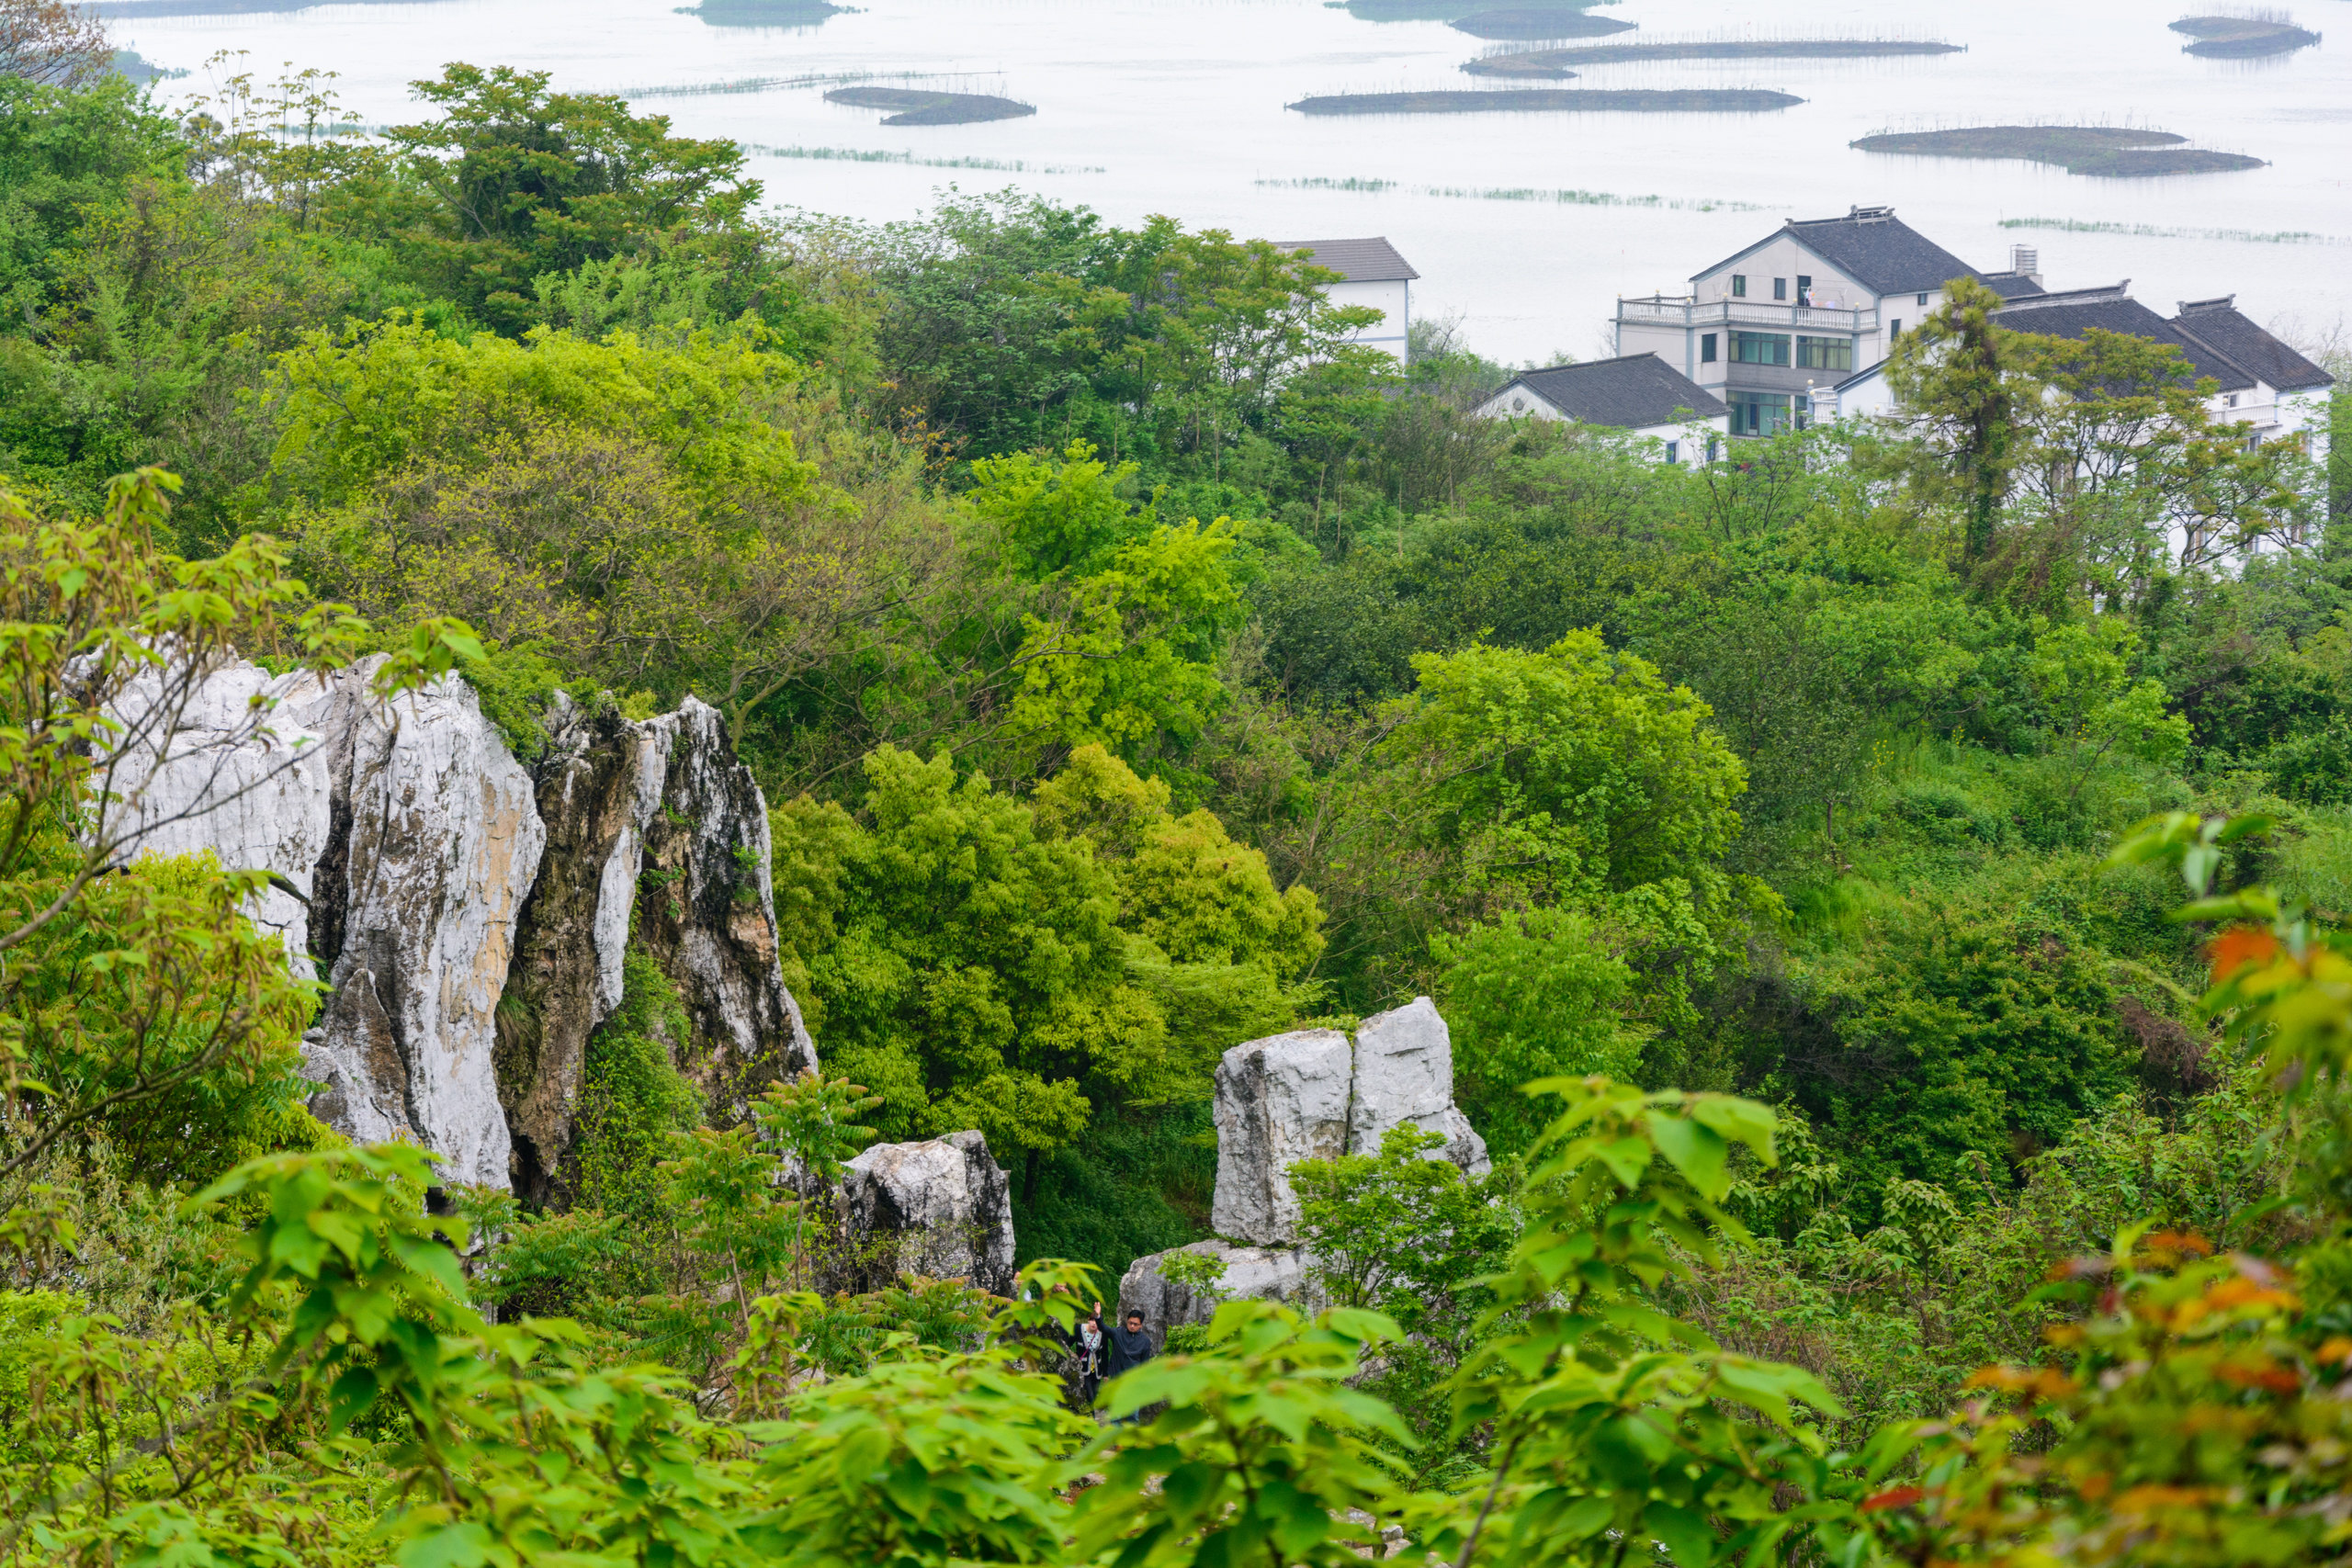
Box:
left=1613, top=205, right=2044, bottom=438
left=1280, top=236, right=1417, bottom=360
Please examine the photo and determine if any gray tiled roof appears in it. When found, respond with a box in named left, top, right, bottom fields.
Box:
left=2172, top=298, right=2334, bottom=391
left=1993, top=290, right=2256, bottom=391
left=1274, top=236, right=1420, bottom=282
left=1505, top=354, right=1728, bottom=427
left=1693, top=207, right=1984, bottom=296
left=1978, top=271, right=2049, bottom=300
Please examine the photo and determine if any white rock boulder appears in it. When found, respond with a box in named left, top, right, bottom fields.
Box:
left=1118, top=1239, right=1326, bottom=1337
left=1209, top=1029, right=1353, bottom=1247
left=836, top=1130, right=1016, bottom=1295
left=1351, top=998, right=1491, bottom=1178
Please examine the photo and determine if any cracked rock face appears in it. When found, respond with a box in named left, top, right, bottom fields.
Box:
left=1209, top=1030, right=1353, bottom=1247
left=1351, top=998, right=1491, bottom=1177
left=104, top=661, right=335, bottom=971
left=495, top=696, right=818, bottom=1205
left=1207, top=1000, right=1490, bottom=1248
left=300, top=662, right=547, bottom=1190
left=1118, top=1240, right=1326, bottom=1337
left=107, top=659, right=818, bottom=1196
left=628, top=699, right=816, bottom=1114
left=836, top=1131, right=1016, bottom=1295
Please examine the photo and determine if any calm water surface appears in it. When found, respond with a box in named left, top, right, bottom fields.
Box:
left=114, top=0, right=2352, bottom=359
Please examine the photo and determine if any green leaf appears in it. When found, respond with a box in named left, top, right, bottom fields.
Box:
left=1645, top=1110, right=1729, bottom=1199
left=1645, top=1502, right=1713, bottom=1568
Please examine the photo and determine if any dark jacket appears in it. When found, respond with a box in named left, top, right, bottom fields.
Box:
left=1104, top=1322, right=1156, bottom=1378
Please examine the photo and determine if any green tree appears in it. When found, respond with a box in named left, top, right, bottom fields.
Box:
left=773, top=745, right=1322, bottom=1170
left=1434, top=907, right=1644, bottom=1158
left=1883, top=275, right=2015, bottom=564
left=375, top=63, right=763, bottom=333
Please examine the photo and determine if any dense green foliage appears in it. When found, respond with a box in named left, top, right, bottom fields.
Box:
left=6, top=51, right=2352, bottom=1568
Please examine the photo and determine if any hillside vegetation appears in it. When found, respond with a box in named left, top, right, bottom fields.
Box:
left=4, top=54, right=2352, bottom=1568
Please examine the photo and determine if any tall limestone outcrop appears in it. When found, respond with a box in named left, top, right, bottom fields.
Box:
left=1121, top=998, right=1489, bottom=1335
left=493, top=694, right=816, bottom=1203
left=1208, top=1029, right=1352, bottom=1247
left=300, top=663, right=546, bottom=1190
left=107, top=657, right=815, bottom=1195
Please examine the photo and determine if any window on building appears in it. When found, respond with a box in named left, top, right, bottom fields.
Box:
left=1726, top=391, right=1792, bottom=436
left=1795, top=274, right=1812, bottom=306
left=1794, top=393, right=1812, bottom=431
left=1706, top=437, right=1721, bottom=461
left=2226, top=393, right=2239, bottom=407
left=1890, top=318, right=1902, bottom=340
left=1730, top=274, right=1747, bottom=298
left=1916, top=292, right=1928, bottom=306
left=1700, top=333, right=1718, bottom=363
left=1773, top=276, right=1788, bottom=300
left=1664, top=441, right=1679, bottom=464
left=1796, top=335, right=1853, bottom=371
left=1732, top=332, right=1791, bottom=367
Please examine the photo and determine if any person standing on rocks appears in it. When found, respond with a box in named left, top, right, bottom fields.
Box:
left=1073, top=1303, right=1106, bottom=1409
left=1102, top=1307, right=1157, bottom=1419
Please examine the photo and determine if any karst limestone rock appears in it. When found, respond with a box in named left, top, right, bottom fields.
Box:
left=102, top=661, right=335, bottom=969
left=836, top=1131, right=1017, bottom=1295
left=494, top=694, right=818, bottom=1203
left=1117, top=1239, right=1326, bottom=1337
left=104, top=657, right=818, bottom=1195
left=1138, top=999, right=1491, bottom=1321
left=626, top=698, right=816, bottom=1109
left=1208, top=1029, right=1353, bottom=1247
left=1351, top=998, right=1491, bottom=1177
left=298, top=660, right=547, bottom=1191
left=1206, top=1002, right=1488, bottom=1249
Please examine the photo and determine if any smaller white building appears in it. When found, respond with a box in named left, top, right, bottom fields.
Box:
left=1279, top=236, right=1417, bottom=360
left=1473, top=353, right=1731, bottom=464
left=1818, top=286, right=2335, bottom=470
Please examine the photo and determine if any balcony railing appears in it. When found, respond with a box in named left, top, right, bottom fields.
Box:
left=1615, top=296, right=1879, bottom=333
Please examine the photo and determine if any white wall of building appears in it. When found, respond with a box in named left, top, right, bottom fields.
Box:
left=1327, top=276, right=1410, bottom=360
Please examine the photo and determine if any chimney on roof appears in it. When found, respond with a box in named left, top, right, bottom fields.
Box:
left=1849, top=204, right=1894, bottom=221
left=2178, top=294, right=2235, bottom=315
left=2008, top=244, right=2041, bottom=284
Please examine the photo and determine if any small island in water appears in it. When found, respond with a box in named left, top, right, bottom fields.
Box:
left=1289, top=87, right=1803, bottom=114
left=1337, top=0, right=1605, bottom=23
left=1851, top=125, right=2264, bottom=175
left=681, top=0, right=842, bottom=27
left=1449, top=9, right=1634, bottom=39
left=2168, top=14, right=2320, bottom=56
left=824, top=87, right=1038, bottom=125
left=1465, top=37, right=1961, bottom=75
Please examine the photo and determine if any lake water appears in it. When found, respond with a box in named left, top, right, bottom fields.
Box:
left=110, top=0, right=2352, bottom=362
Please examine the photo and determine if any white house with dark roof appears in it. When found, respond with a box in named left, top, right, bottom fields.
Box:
left=1824, top=283, right=2334, bottom=468
left=1613, top=204, right=2044, bottom=438
left=1472, top=353, right=1730, bottom=464
left=1278, top=236, right=1417, bottom=360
